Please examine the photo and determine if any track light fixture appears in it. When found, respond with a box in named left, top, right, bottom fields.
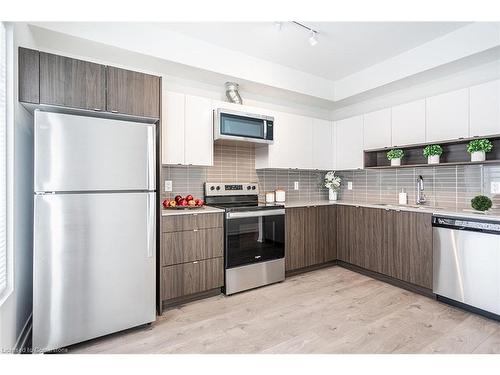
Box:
left=308, top=30, right=318, bottom=46
left=292, top=21, right=319, bottom=46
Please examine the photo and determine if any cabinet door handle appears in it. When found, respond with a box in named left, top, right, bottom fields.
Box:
left=93, top=108, right=102, bottom=111
left=193, top=229, right=198, bottom=232
left=192, top=261, right=198, bottom=264
left=111, top=110, right=118, bottom=113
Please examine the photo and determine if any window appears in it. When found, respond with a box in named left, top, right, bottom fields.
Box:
left=0, top=22, right=8, bottom=299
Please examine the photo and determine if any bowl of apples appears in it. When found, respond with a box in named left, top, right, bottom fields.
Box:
left=162, top=194, right=205, bottom=210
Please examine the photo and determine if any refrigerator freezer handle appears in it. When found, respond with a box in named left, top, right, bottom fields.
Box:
left=146, top=192, right=156, bottom=258
left=147, top=125, right=156, bottom=190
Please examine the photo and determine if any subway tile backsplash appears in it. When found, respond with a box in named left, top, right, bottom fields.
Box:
left=162, top=144, right=500, bottom=210
left=161, top=143, right=329, bottom=201
left=336, top=164, right=500, bottom=211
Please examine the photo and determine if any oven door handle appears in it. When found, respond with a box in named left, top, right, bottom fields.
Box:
left=226, top=209, right=285, bottom=219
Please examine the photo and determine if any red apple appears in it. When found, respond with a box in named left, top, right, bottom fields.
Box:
left=174, top=195, right=183, bottom=203
left=179, top=199, right=188, bottom=206
left=195, top=199, right=204, bottom=207
left=168, top=200, right=177, bottom=207
left=188, top=199, right=196, bottom=207
left=186, top=194, right=194, bottom=201
left=162, top=199, right=170, bottom=209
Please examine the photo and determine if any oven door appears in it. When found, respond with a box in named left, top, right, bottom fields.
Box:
left=225, top=209, right=285, bottom=269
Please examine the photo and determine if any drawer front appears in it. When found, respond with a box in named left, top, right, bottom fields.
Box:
left=161, top=227, right=224, bottom=266
left=161, top=257, right=224, bottom=300
left=162, top=213, right=223, bottom=233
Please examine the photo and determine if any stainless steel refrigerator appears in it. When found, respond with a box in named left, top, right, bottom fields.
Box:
left=33, top=110, right=156, bottom=352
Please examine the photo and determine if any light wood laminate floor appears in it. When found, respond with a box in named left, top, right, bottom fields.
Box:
left=69, top=266, right=500, bottom=354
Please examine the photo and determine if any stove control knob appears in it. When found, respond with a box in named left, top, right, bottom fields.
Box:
left=210, top=186, right=215, bottom=191
left=247, top=186, right=251, bottom=190
left=251, top=185, right=256, bottom=190
left=216, top=186, right=221, bottom=191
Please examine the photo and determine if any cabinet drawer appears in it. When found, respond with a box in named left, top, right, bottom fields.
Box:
left=161, top=257, right=224, bottom=300
left=161, top=227, right=223, bottom=266
left=162, top=213, right=223, bottom=233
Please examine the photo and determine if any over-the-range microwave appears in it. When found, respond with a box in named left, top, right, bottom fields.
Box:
left=213, top=108, right=274, bottom=144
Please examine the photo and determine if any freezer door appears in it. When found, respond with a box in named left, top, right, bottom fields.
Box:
left=35, top=111, right=156, bottom=192
left=33, top=192, right=156, bottom=352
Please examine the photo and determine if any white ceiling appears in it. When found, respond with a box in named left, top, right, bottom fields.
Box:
left=159, top=22, right=470, bottom=81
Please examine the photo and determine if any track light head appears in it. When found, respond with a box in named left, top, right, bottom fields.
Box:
left=308, top=31, right=318, bottom=46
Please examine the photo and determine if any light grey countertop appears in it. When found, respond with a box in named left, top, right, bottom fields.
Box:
left=161, top=206, right=225, bottom=216
left=281, top=199, right=500, bottom=222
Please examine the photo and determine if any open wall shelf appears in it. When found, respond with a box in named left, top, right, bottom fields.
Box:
left=364, top=135, right=500, bottom=169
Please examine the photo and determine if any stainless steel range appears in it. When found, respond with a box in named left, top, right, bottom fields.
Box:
left=204, top=182, right=285, bottom=295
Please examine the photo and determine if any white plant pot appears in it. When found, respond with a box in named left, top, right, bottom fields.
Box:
left=428, top=155, right=440, bottom=164
left=329, top=189, right=338, bottom=201
left=471, top=151, right=486, bottom=162
left=391, top=158, right=401, bottom=166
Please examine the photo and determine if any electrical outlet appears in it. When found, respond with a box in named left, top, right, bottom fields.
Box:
left=347, top=181, right=353, bottom=190
left=164, top=180, right=173, bottom=192
left=294, top=181, right=299, bottom=190
left=491, top=181, right=500, bottom=194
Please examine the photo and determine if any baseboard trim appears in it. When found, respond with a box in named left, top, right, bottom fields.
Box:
left=285, top=260, right=337, bottom=277
left=14, top=313, right=32, bottom=354
left=337, top=261, right=435, bottom=299
left=161, top=288, right=222, bottom=312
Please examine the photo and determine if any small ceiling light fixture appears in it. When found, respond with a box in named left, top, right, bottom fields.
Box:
left=292, top=21, right=319, bottom=47
left=274, top=22, right=282, bottom=31
left=308, top=30, right=318, bottom=46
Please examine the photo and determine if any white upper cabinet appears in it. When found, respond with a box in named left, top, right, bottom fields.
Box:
left=184, top=95, right=214, bottom=166
left=162, top=91, right=185, bottom=165
left=469, top=79, right=500, bottom=137
left=363, top=108, right=391, bottom=149
left=426, top=88, right=469, bottom=142
left=161, top=91, right=213, bottom=166
left=391, top=99, right=426, bottom=146
left=335, top=115, right=364, bottom=170
left=255, top=111, right=313, bottom=169
left=312, top=118, right=334, bottom=170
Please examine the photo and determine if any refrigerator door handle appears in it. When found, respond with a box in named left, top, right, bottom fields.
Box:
left=147, top=125, right=156, bottom=190
left=146, top=192, right=156, bottom=258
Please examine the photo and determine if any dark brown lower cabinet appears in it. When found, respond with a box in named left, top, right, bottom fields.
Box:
left=285, top=205, right=336, bottom=272
left=161, top=258, right=224, bottom=300
left=336, top=205, right=433, bottom=289
left=160, top=213, right=224, bottom=309
left=392, top=211, right=433, bottom=289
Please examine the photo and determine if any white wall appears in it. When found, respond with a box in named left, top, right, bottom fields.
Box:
left=0, top=22, right=35, bottom=352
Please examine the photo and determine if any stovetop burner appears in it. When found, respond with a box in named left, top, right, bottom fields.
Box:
left=204, top=182, right=284, bottom=212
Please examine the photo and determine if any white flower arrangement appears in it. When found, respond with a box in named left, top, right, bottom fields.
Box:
left=324, top=171, right=341, bottom=192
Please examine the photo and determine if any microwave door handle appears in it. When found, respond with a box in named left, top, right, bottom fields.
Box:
left=263, top=119, right=267, bottom=140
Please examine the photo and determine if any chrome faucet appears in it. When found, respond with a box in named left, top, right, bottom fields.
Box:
left=416, top=175, right=426, bottom=205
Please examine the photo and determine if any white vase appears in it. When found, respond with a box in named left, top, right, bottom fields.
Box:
left=391, top=158, right=401, bottom=166
left=329, top=189, right=338, bottom=201
left=428, top=155, right=440, bottom=164
left=471, top=151, right=486, bottom=162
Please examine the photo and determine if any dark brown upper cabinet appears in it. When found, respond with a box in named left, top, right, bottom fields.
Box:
left=106, top=66, right=160, bottom=118
left=39, top=52, right=106, bottom=111
left=18, top=47, right=40, bottom=104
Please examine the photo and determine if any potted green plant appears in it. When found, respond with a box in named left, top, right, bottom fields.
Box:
left=471, top=195, right=492, bottom=212
left=423, top=144, right=443, bottom=164
left=467, top=138, right=493, bottom=162
left=387, top=149, right=404, bottom=166
left=324, top=171, right=341, bottom=201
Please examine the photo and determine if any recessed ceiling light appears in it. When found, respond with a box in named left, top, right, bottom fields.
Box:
left=309, top=31, right=318, bottom=46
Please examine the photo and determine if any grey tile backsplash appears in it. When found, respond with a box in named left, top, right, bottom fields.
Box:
left=336, top=164, right=500, bottom=210
left=161, top=143, right=329, bottom=201
left=162, top=144, right=500, bottom=210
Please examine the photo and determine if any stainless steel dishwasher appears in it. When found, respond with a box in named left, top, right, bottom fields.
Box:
left=433, top=215, right=500, bottom=317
